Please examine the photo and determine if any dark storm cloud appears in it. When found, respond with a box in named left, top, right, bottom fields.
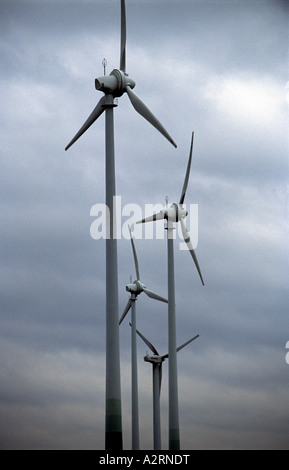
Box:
left=1, top=0, right=288, bottom=450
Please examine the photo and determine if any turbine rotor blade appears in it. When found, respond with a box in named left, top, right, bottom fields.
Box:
left=180, top=218, right=205, bottom=286
left=128, top=225, right=140, bottom=281
left=120, top=0, right=126, bottom=72
left=126, top=85, right=177, bottom=148
left=65, top=96, right=106, bottom=151
left=119, top=299, right=132, bottom=325
left=177, top=334, right=200, bottom=353
left=132, top=325, right=160, bottom=356
left=136, top=211, right=165, bottom=224
left=162, top=334, right=199, bottom=360
left=143, top=288, right=168, bottom=304
left=179, top=131, right=194, bottom=205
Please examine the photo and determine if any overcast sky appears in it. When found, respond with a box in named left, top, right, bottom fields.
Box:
left=1, top=0, right=289, bottom=450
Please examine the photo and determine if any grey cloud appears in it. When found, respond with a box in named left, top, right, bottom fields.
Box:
left=1, top=0, right=288, bottom=450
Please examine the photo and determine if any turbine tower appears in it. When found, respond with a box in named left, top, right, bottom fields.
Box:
left=65, top=0, right=176, bottom=451
left=137, top=132, right=204, bottom=450
left=134, top=326, right=199, bottom=450
left=120, top=226, right=167, bottom=450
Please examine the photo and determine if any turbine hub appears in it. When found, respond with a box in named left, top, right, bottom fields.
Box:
left=136, top=280, right=146, bottom=294
left=165, top=203, right=188, bottom=222
left=95, top=69, right=136, bottom=97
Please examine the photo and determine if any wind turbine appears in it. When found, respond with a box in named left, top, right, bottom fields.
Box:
left=133, top=326, right=199, bottom=451
left=65, top=0, right=177, bottom=451
left=137, top=131, right=204, bottom=450
left=120, top=226, right=167, bottom=450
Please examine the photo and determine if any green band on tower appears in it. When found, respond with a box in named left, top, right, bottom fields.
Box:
left=169, top=428, right=180, bottom=451
left=105, top=399, right=123, bottom=450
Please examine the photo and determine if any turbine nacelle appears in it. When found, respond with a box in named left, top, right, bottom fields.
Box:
left=144, top=354, right=164, bottom=365
left=95, top=69, right=136, bottom=97
left=126, top=280, right=146, bottom=295
left=138, top=204, right=188, bottom=225
left=165, top=203, right=188, bottom=223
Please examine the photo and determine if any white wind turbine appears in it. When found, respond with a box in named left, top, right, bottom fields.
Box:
left=65, top=0, right=176, bottom=451
left=120, top=226, right=168, bottom=450
left=133, top=326, right=199, bottom=451
left=137, top=131, right=204, bottom=450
